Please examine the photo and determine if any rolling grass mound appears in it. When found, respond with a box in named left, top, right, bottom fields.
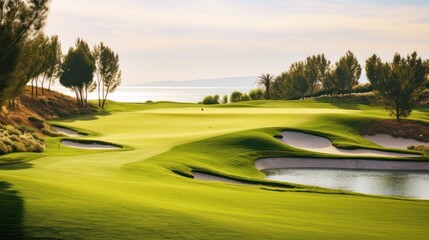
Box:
left=0, top=99, right=429, bottom=239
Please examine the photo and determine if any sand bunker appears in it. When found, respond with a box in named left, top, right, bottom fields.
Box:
left=279, top=131, right=419, bottom=157
left=61, top=140, right=121, bottom=150
left=364, top=134, right=428, bottom=149
left=255, top=157, right=429, bottom=171
left=192, top=171, right=253, bottom=185
left=53, top=126, right=85, bottom=137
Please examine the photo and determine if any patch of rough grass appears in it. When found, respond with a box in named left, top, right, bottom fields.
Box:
left=0, top=124, right=45, bottom=155
left=408, top=145, right=429, bottom=156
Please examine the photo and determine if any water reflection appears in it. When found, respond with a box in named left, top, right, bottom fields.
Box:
left=264, top=169, right=429, bottom=199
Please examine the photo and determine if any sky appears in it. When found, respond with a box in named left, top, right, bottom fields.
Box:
left=44, top=0, right=429, bottom=86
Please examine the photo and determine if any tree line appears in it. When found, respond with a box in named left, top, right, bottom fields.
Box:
left=256, top=51, right=428, bottom=121
left=60, top=39, right=121, bottom=108
left=0, top=1, right=121, bottom=109
left=268, top=51, right=362, bottom=100
left=202, top=51, right=428, bottom=121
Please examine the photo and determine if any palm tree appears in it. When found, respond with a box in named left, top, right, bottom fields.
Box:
left=258, top=73, right=275, bottom=99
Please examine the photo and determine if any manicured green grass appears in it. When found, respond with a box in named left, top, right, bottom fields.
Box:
left=1, top=99, right=429, bottom=239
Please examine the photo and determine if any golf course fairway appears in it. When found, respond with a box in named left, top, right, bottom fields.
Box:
left=1, top=99, right=429, bottom=240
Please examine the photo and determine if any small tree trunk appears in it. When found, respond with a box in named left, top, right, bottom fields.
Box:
left=102, top=86, right=110, bottom=109
left=98, top=77, right=101, bottom=107
left=85, top=85, right=88, bottom=107
left=396, top=105, right=400, bottom=122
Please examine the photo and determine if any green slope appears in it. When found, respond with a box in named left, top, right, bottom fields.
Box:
left=0, top=99, right=428, bottom=240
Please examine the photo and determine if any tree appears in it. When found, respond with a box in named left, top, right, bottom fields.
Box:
left=366, top=52, right=428, bottom=121
left=5, top=37, right=40, bottom=107
left=24, top=34, right=46, bottom=97
left=288, top=61, right=308, bottom=99
left=96, top=43, right=122, bottom=108
left=305, top=56, right=318, bottom=97
left=34, top=34, right=50, bottom=95
left=334, top=51, right=361, bottom=97
left=222, top=95, right=228, bottom=104
left=270, top=72, right=290, bottom=100
left=202, top=95, right=219, bottom=104
left=258, top=73, right=274, bottom=99
left=93, top=42, right=105, bottom=107
left=230, top=91, right=243, bottom=103
left=44, top=35, right=62, bottom=91
left=309, top=54, right=334, bottom=96
left=60, top=39, right=96, bottom=106
left=0, top=0, right=50, bottom=105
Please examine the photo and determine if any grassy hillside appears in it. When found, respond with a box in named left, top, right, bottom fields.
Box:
left=0, top=86, right=95, bottom=129
left=1, top=99, right=429, bottom=239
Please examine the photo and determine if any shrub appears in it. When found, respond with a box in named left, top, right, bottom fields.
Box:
left=28, top=116, right=45, bottom=129
left=41, top=128, right=64, bottom=137
left=0, top=142, right=11, bottom=154
left=6, top=125, right=21, bottom=136
left=353, top=83, right=373, bottom=93
left=0, top=125, right=45, bottom=155
left=230, top=91, right=243, bottom=103
left=202, top=95, right=220, bottom=104
left=408, top=145, right=429, bottom=155
left=15, top=124, right=35, bottom=133
left=240, top=94, right=251, bottom=101
left=222, top=95, right=228, bottom=104
left=249, top=89, right=264, bottom=100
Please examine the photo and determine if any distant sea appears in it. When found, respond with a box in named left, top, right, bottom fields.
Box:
left=52, top=86, right=253, bottom=103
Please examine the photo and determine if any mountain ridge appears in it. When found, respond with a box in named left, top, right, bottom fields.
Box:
left=139, top=76, right=258, bottom=87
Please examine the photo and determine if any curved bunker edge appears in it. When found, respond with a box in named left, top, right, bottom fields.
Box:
left=255, top=157, right=429, bottom=171
left=52, top=125, right=88, bottom=137
left=363, top=134, right=429, bottom=149
left=61, top=139, right=122, bottom=150
left=278, top=131, right=421, bottom=158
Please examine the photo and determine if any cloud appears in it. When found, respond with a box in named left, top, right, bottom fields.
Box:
left=45, top=0, right=429, bottom=83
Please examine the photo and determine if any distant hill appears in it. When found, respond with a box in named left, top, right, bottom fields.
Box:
left=141, top=76, right=258, bottom=88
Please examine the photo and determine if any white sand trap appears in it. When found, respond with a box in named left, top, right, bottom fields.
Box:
left=53, top=126, right=85, bottom=137
left=279, top=131, right=419, bottom=157
left=192, top=172, right=253, bottom=185
left=364, top=134, right=428, bottom=149
left=255, top=157, right=429, bottom=171
left=61, top=140, right=121, bottom=150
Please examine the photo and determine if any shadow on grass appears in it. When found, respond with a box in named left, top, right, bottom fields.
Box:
left=0, top=162, right=33, bottom=170
left=314, top=97, right=364, bottom=110
left=0, top=181, right=24, bottom=240
left=59, top=111, right=111, bottom=122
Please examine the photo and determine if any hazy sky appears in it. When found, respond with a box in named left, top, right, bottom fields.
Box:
left=45, top=0, right=429, bottom=85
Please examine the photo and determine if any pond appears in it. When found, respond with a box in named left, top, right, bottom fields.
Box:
left=264, top=168, right=429, bottom=199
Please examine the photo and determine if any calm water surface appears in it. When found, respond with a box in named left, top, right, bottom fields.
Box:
left=264, top=169, right=429, bottom=199
left=53, top=86, right=252, bottom=103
